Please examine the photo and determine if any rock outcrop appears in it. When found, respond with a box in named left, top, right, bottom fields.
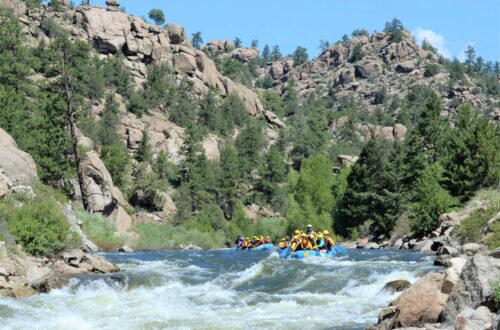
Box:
left=440, top=255, right=500, bottom=321
left=0, top=244, right=118, bottom=298
left=0, top=128, right=37, bottom=188
left=376, top=272, right=448, bottom=328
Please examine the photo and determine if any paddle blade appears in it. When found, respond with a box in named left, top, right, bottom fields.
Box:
left=328, top=247, right=336, bottom=258
left=335, top=244, right=348, bottom=254
left=279, top=247, right=290, bottom=258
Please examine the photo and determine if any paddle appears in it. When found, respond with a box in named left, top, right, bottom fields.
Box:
left=334, top=244, right=348, bottom=254
left=279, top=246, right=290, bottom=258
left=286, top=242, right=299, bottom=260
left=328, top=246, right=336, bottom=258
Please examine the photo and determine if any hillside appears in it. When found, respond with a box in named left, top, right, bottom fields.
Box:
left=0, top=0, right=498, bottom=254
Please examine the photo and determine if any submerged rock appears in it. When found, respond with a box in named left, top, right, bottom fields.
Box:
left=383, top=279, right=411, bottom=293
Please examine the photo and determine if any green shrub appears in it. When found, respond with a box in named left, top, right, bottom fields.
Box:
left=78, top=211, right=126, bottom=251
left=457, top=204, right=500, bottom=244
left=493, top=280, right=500, bottom=308
left=5, top=195, right=72, bottom=256
left=41, top=18, right=67, bottom=38
left=424, top=64, right=440, bottom=77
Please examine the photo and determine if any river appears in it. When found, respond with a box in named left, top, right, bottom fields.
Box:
left=0, top=249, right=439, bottom=330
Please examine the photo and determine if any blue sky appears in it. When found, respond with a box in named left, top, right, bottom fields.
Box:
left=93, top=0, right=500, bottom=62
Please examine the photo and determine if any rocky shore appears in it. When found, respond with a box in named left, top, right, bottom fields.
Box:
left=359, top=199, right=500, bottom=329
left=0, top=243, right=119, bottom=298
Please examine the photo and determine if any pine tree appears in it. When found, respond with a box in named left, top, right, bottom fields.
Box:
left=136, top=129, right=153, bottom=164
left=218, top=144, right=244, bottom=218
left=257, top=146, right=287, bottom=206
left=261, top=44, right=271, bottom=62
left=235, top=121, right=265, bottom=176
left=45, top=38, right=95, bottom=210
left=191, top=32, right=203, bottom=49
left=442, top=103, right=500, bottom=201
left=464, top=44, right=476, bottom=73
left=271, top=45, right=282, bottom=61
left=409, top=163, right=456, bottom=236
left=336, top=138, right=402, bottom=237
left=292, top=46, right=308, bottom=66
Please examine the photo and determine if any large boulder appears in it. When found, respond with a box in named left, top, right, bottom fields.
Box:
left=441, top=257, right=467, bottom=294
left=81, top=7, right=131, bottom=53
left=0, top=0, right=26, bottom=15
left=221, top=77, right=264, bottom=116
left=355, top=60, right=383, bottom=79
left=205, top=40, right=234, bottom=54
left=166, top=24, right=186, bottom=45
left=202, top=134, right=220, bottom=161
left=335, top=67, right=355, bottom=86
left=109, top=205, right=132, bottom=233
left=227, top=47, right=259, bottom=63
left=81, top=151, right=114, bottom=213
left=440, top=255, right=500, bottom=321
left=0, top=128, right=37, bottom=186
left=378, top=272, right=448, bottom=328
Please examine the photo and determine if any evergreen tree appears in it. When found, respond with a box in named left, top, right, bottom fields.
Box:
left=191, top=31, right=203, bottom=49
left=336, top=138, right=402, bottom=237
left=261, top=44, right=271, bottom=62
left=45, top=38, right=95, bottom=209
left=384, top=18, right=404, bottom=43
left=442, top=103, right=500, bottom=201
left=283, top=79, right=299, bottom=116
left=319, top=40, right=330, bottom=51
left=198, top=90, right=222, bottom=133
left=257, top=146, right=287, bottom=207
left=271, top=45, right=282, bottom=61
left=218, top=144, right=244, bottom=218
left=340, top=34, right=350, bottom=46
left=292, top=46, right=308, bottom=66
left=351, top=28, right=369, bottom=37
left=235, top=121, right=265, bottom=176
left=349, top=43, right=364, bottom=63
left=148, top=9, right=165, bottom=26
left=251, top=39, right=258, bottom=48
left=234, top=37, right=242, bottom=48
left=409, top=163, right=456, bottom=236
left=464, top=44, right=476, bottom=73
left=136, top=129, right=153, bottom=164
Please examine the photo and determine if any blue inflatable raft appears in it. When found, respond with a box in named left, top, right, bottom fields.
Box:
left=253, top=244, right=275, bottom=251
left=291, top=249, right=332, bottom=259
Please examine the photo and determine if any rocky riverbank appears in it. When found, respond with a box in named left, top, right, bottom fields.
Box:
left=362, top=193, right=500, bottom=329
left=0, top=243, right=119, bottom=298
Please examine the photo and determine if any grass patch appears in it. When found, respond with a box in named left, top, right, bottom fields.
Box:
left=456, top=188, right=500, bottom=248
left=77, top=211, right=126, bottom=251
left=131, top=224, right=226, bottom=250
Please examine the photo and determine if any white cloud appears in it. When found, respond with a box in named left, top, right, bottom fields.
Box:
left=413, top=28, right=451, bottom=59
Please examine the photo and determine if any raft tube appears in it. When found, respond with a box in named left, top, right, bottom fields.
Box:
left=253, top=244, right=275, bottom=251
left=291, top=249, right=332, bottom=259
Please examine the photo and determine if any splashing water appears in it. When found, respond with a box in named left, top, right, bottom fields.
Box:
left=0, top=249, right=439, bottom=330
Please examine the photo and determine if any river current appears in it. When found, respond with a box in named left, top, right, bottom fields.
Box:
left=0, top=249, right=438, bottom=330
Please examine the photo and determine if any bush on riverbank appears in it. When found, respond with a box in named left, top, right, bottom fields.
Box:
left=78, top=211, right=126, bottom=251
left=456, top=189, right=500, bottom=249
left=0, top=185, right=78, bottom=256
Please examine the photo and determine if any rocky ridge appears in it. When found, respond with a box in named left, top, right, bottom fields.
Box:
left=260, top=30, right=498, bottom=118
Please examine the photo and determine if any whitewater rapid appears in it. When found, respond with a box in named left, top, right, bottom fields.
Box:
left=0, top=249, right=438, bottom=330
